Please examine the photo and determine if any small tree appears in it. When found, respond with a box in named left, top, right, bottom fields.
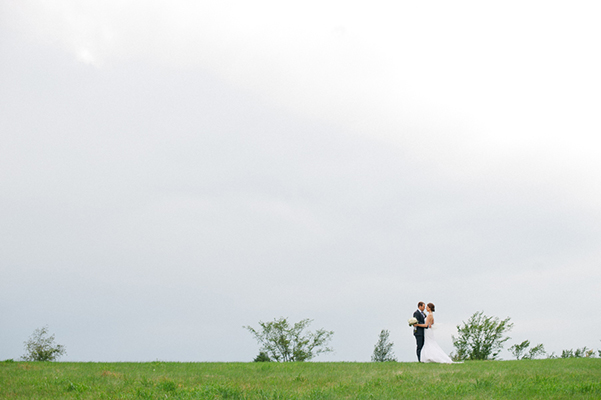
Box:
left=244, top=317, right=333, bottom=362
left=452, top=311, right=513, bottom=361
left=22, top=326, right=66, bottom=361
left=371, top=329, right=397, bottom=362
left=509, top=340, right=546, bottom=360
left=560, top=347, right=594, bottom=358
left=509, top=340, right=530, bottom=360
left=561, top=349, right=574, bottom=358
left=525, top=343, right=546, bottom=359
left=574, top=347, right=588, bottom=358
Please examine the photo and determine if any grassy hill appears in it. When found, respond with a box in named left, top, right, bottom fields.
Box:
left=1, top=358, right=600, bottom=399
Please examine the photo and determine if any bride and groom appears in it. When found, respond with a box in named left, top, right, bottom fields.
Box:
left=413, top=301, right=454, bottom=363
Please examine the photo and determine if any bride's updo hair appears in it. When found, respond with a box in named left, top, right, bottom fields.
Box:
left=427, top=303, right=435, bottom=312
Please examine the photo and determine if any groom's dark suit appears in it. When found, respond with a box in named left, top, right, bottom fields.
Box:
left=413, top=309, right=427, bottom=362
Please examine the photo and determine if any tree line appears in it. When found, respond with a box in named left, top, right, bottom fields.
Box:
left=14, top=313, right=601, bottom=362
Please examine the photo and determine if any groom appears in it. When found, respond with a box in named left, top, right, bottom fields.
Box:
left=413, top=301, right=427, bottom=362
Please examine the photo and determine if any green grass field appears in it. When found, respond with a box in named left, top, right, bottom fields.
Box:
left=1, top=358, right=600, bottom=399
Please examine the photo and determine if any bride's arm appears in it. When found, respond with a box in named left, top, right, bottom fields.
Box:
left=415, top=315, right=433, bottom=328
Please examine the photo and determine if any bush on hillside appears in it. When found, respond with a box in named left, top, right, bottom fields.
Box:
left=253, top=352, right=271, bottom=362
left=371, top=329, right=397, bottom=362
left=509, top=340, right=546, bottom=360
left=452, top=311, right=513, bottom=361
left=244, top=317, right=333, bottom=362
left=561, top=347, right=596, bottom=358
left=22, top=326, right=66, bottom=362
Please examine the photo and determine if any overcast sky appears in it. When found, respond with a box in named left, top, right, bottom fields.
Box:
left=1, top=1, right=601, bottom=362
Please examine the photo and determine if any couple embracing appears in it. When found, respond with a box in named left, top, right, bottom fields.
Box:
left=413, top=301, right=454, bottom=363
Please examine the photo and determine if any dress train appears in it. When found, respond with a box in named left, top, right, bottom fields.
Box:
left=421, top=326, right=454, bottom=364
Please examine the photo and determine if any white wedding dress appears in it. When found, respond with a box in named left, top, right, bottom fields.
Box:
left=421, top=324, right=454, bottom=364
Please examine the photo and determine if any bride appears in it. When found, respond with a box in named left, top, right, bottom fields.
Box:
left=417, top=303, right=454, bottom=363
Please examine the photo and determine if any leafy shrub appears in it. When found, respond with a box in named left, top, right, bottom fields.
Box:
left=244, top=317, right=333, bottom=362
left=510, top=341, right=546, bottom=360
left=509, top=340, right=530, bottom=360
left=371, top=329, right=397, bottom=362
left=526, top=343, right=546, bottom=359
left=253, top=352, right=271, bottom=362
left=452, top=311, right=513, bottom=360
left=561, top=349, right=574, bottom=358
left=22, top=326, right=66, bottom=362
left=561, top=347, right=596, bottom=358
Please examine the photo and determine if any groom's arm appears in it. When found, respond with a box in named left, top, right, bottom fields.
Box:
left=413, top=311, right=423, bottom=326
left=413, top=311, right=428, bottom=328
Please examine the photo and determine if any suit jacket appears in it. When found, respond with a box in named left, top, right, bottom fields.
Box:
left=413, top=309, right=426, bottom=336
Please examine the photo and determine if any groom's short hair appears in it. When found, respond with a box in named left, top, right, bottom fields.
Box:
left=417, top=301, right=425, bottom=308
